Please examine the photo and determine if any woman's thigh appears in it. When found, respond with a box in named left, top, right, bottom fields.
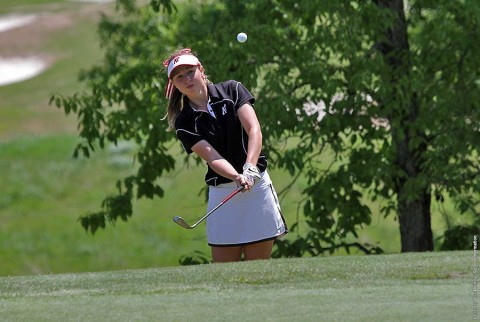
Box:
left=211, top=246, right=243, bottom=263
left=243, top=240, right=274, bottom=260
left=211, top=240, right=274, bottom=262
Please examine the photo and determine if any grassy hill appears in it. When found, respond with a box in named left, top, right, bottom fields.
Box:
left=0, top=251, right=473, bottom=321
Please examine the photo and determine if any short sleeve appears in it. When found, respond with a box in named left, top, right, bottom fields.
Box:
left=174, top=117, right=203, bottom=154
left=233, top=81, right=255, bottom=111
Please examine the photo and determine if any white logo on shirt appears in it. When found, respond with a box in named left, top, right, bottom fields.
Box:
left=222, top=105, right=227, bottom=115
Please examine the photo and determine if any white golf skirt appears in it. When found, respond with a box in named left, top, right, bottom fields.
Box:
left=206, top=171, right=287, bottom=246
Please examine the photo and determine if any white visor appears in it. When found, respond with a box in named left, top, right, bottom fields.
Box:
left=167, top=55, right=200, bottom=79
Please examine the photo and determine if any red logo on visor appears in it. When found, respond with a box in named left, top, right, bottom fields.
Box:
left=173, top=57, right=180, bottom=64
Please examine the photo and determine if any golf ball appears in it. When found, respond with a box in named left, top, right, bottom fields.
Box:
left=237, top=32, right=248, bottom=43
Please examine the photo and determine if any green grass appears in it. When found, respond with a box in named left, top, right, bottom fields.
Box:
left=0, top=134, right=304, bottom=276
left=0, top=251, right=473, bottom=321
left=0, top=135, right=215, bottom=275
left=0, top=0, right=60, bottom=13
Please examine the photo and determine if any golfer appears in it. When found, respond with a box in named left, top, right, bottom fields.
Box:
left=163, top=48, right=287, bottom=262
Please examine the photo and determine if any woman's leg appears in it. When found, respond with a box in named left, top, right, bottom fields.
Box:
left=243, top=240, right=274, bottom=261
left=211, top=245, right=243, bottom=263
left=211, top=240, right=275, bottom=262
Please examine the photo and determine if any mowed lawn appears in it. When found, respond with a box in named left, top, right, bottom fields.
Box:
left=0, top=251, right=473, bottom=322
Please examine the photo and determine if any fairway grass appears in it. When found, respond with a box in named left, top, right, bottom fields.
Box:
left=0, top=251, right=473, bottom=321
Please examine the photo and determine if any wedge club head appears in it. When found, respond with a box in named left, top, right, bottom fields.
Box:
left=173, top=216, right=194, bottom=229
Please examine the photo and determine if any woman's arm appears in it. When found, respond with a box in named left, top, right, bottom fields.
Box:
left=237, top=103, right=263, bottom=166
left=191, top=140, right=251, bottom=190
left=190, top=103, right=261, bottom=190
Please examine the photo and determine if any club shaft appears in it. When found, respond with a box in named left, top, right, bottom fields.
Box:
left=190, top=186, right=244, bottom=227
left=174, top=186, right=244, bottom=229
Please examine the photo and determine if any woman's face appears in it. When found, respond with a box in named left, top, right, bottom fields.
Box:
left=171, top=64, right=205, bottom=97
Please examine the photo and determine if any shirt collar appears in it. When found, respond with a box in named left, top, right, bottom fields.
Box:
left=207, top=83, right=221, bottom=101
left=181, top=96, right=213, bottom=116
left=180, top=84, right=221, bottom=115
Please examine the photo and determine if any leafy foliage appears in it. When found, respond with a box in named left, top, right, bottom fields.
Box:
left=52, top=0, right=177, bottom=230
left=440, top=216, right=480, bottom=251
left=52, top=0, right=479, bottom=256
left=178, top=250, right=211, bottom=265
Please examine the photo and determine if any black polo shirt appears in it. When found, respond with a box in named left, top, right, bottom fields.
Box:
left=174, top=80, right=268, bottom=186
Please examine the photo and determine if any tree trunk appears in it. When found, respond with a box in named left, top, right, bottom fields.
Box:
left=375, top=0, right=434, bottom=251
left=397, top=185, right=434, bottom=251
left=392, top=108, right=433, bottom=252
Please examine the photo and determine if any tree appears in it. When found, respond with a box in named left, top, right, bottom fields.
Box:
left=52, top=0, right=479, bottom=254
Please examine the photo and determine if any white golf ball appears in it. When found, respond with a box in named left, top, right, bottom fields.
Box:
left=237, top=32, right=248, bottom=43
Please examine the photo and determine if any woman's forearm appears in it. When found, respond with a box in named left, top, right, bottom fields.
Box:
left=209, top=158, right=242, bottom=182
left=245, top=126, right=262, bottom=166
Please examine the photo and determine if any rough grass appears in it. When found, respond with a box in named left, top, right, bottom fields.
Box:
left=0, top=0, right=58, bottom=13
left=0, top=135, right=215, bottom=275
left=0, top=251, right=473, bottom=321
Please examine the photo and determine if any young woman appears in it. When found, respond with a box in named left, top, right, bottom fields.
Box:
left=163, top=48, right=287, bottom=263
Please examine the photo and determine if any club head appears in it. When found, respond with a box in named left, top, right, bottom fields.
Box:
left=173, top=216, right=193, bottom=229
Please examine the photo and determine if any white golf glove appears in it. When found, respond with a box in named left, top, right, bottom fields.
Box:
left=242, top=163, right=261, bottom=186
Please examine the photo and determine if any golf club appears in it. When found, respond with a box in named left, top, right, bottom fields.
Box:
left=173, top=186, right=244, bottom=229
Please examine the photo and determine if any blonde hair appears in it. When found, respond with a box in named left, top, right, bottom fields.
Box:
left=162, top=48, right=210, bottom=131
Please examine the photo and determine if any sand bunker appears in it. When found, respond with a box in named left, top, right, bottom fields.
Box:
left=0, top=57, right=48, bottom=86
left=0, top=14, right=46, bottom=86
left=0, top=1, right=112, bottom=87
left=0, top=14, right=37, bottom=33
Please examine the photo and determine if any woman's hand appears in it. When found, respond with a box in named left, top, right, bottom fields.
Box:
left=192, top=140, right=257, bottom=191
left=242, top=163, right=261, bottom=187
left=234, top=173, right=253, bottom=191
